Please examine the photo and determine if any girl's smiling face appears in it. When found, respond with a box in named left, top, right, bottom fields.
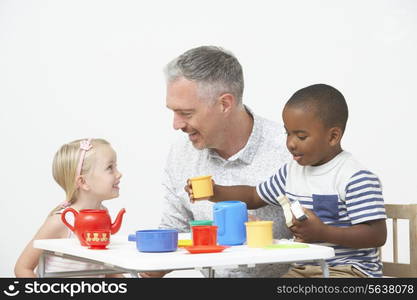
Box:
left=85, top=145, right=122, bottom=201
left=282, top=105, right=342, bottom=167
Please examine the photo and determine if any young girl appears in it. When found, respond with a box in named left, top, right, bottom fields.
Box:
left=14, top=138, right=123, bottom=277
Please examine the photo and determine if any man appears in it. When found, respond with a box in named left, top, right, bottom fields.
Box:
left=146, top=46, right=292, bottom=277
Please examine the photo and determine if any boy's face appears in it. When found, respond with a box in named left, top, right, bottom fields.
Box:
left=282, top=105, right=339, bottom=167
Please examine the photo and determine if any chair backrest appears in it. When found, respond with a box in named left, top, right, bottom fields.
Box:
left=382, top=204, right=417, bottom=277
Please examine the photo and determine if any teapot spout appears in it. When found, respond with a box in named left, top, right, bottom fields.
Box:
left=111, top=208, right=126, bottom=234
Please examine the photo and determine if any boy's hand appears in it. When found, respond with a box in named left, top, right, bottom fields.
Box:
left=289, top=208, right=326, bottom=243
left=184, top=179, right=215, bottom=203
left=248, top=215, right=260, bottom=222
left=184, top=179, right=195, bottom=203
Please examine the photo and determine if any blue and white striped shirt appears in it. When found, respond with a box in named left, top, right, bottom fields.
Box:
left=256, top=151, right=386, bottom=277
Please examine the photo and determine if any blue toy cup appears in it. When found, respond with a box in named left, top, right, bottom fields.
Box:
left=128, top=229, right=178, bottom=252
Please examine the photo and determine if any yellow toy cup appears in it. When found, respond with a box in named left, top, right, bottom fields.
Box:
left=245, top=221, right=274, bottom=248
left=189, top=175, right=214, bottom=199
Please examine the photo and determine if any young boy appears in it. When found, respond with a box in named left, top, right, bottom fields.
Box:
left=187, top=84, right=387, bottom=277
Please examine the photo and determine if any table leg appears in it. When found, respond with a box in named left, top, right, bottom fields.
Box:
left=37, top=252, right=46, bottom=278
left=207, top=267, right=215, bottom=278
left=319, top=260, right=329, bottom=278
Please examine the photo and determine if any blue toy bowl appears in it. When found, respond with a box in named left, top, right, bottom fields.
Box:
left=128, top=229, right=178, bottom=252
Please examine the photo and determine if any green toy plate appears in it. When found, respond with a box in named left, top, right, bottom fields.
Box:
left=264, top=243, right=309, bottom=249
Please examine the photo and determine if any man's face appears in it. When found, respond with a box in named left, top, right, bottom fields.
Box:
left=166, top=77, right=223, bottom=150
left=283, top=106, right=334, bottom=166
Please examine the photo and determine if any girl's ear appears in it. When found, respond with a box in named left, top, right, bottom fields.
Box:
left=75, top=175, right=90, bottom=191
left=328, top=127, right=343, bottom=146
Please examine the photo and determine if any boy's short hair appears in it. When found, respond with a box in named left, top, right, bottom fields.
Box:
left=286, top=83, right=348, bottom=132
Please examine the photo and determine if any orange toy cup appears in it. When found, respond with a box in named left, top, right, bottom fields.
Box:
left=192, top=225, right=218, bottom=246
left=189, top=175, right=214, bottom=199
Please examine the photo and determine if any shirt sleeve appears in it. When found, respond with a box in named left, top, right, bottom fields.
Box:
left=344, top=170, right=386, bottom=224
left=256, top=164, right=288, bottom=206
left=159, top=150, right=194, bottom=232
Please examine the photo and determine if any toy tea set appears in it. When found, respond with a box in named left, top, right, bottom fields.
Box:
left=60, top=175, right=306, bottom=253
left=127, top=200, right=274, bottom=254
left=127, top=176, right=279, bottom=254
left=61, top=207, right=126, bottom=249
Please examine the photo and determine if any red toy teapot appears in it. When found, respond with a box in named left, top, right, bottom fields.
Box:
left=61, top=208, right=126, bottom=249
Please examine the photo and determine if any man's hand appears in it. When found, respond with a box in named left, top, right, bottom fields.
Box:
left=289, top=208, right=326, bottom=243
left=184, top=179, right=215, bottom=203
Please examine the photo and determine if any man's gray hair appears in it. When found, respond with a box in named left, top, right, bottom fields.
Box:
left=164, top=46, right=244, bottom=105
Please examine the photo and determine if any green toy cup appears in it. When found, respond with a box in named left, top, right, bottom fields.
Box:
left=190, top=220, right=213, bottom=227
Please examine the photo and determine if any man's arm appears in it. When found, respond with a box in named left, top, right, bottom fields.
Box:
left=160, top=169, right=193, bottom=232
left=141, top=168, right=192, bottom=278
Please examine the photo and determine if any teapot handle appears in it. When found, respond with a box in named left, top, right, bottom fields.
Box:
left=61, top=207, right=77, bottom=232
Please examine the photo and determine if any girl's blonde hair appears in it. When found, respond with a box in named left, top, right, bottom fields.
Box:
left=50, top=138, right=110, bottom=215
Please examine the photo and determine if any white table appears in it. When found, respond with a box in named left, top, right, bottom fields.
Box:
left=33, top=234, right=335, bottom=278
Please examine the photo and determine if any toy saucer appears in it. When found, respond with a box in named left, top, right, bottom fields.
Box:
left=184, top=245, right=228, bottom=254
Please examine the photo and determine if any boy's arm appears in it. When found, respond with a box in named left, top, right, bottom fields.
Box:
left=291, top=208, right=387, bottom=248
left=322, top=219, right=386, bottom=248
left=186, top=166, right=288, bottom=209
left=212, top=184, right=266, bottom=209
left=185, top=180, right=266, bottom=209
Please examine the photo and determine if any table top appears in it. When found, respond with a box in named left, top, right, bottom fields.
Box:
left=34, top=234, right=335, bottom=272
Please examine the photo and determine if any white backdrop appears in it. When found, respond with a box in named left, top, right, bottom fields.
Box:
left=1, top=0, right=416, bottom=277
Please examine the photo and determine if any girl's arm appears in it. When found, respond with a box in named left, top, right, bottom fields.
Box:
left=14, top=215, right=68, bottom=277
